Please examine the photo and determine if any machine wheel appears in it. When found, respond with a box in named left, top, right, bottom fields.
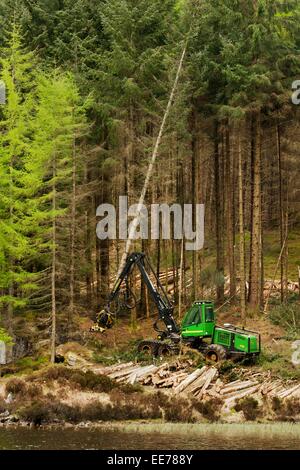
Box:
left=205, top=344, right=227, bottom=362
left=137, top=340, right=158, bottom=356
left=157, top=343, right=173, bottom=357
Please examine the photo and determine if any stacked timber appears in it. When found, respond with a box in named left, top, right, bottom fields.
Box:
left=94, top=361, right=300, bottom=406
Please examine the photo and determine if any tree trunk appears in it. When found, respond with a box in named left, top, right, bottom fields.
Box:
left=191, top=109, right=197, bottom=300
left=277, top=123, right=284, bottom=303
left=214, top=121, right=224, bottom=304
left=238, top=129, right=246, bottom=322
left=248, top=115, right=262, bottom=309
left=178, top=238, right=184, bottom=319
left=69, top=134, right=76, bottom=321
left=225, top=125, right=236, bottom=298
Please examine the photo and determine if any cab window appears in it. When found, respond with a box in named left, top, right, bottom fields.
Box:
left=205, top=306, right=214, bottom=322
left=183, top=306, right=201, bottom=327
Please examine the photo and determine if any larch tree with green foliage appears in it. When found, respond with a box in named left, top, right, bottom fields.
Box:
left=0, top=27, right=38, bottom=332
left=30, top=72, right=87, bottom=362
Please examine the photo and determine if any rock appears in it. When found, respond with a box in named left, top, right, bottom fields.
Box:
left=65, top=351, right=90, bottom=368
left=66, top=353, right=77, bottom=367
left=0, top=341, right=13, bottom=365
left=77, top=422, right=89, bottom=428
left=0, top=410, right=10, bottom=418
left=9, top=415, right=19, bottom=423
left=5, top=393, right=13, bottom=404
left=12, top=337, right=32, bottom=361
left=0, top=416, right=10, bottom=423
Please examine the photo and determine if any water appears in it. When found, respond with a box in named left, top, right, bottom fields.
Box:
left=0, top=425, right=299, bottom=450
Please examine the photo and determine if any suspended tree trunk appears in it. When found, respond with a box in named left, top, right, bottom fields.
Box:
left=248, top=115, right=262, bottom=309
left=238, top=129, right=246, bottom=321
left=117, top=42, right=188, bottom=276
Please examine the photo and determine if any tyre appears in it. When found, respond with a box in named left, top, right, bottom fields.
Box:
left=205, top=344, right=227, bottom=362
left=137, top=340, right=158, bottom=356
left=157, top=343, right=173, bottom=357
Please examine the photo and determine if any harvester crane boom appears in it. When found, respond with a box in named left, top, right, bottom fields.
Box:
left=93, top=252, right=179, bottom=337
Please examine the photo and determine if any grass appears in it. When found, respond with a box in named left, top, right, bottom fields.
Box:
left=113, top=422, right=300, bottom=438
left=269, top=302, right=300, bottom=339
left=263, top=229, right=300, bottom=281
left=257, top=349, right=300, bottom=380
left=0, top=356, right=48, bottom=377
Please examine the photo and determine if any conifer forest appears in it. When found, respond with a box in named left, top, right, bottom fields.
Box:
left=0, top=0, right=299, bottom=382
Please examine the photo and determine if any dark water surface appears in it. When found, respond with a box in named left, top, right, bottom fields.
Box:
left=0, top=425, right=299, bottom=450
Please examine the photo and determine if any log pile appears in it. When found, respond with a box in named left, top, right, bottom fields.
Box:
left=95, top=361, right=300, bottom=406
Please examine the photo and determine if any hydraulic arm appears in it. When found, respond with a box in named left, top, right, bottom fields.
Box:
left=91, top=252, right=179, bottom=338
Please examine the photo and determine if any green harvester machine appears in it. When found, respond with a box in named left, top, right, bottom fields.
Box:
left=92, top=253, right=261, bottom=362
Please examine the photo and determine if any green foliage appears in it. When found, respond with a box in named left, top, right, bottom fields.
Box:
left=269, top=303, right=300, bottom=338
left=258, top=349, right=300, bottom=380
left=189, top=0, right=300, bottom=118
left=0, top=327, right=13, bottom=344
left=0, top=27, right=38, bottom=310
left=192, top=397, right=223, bottom=422
left=235, top=397, right=262, bottom=421
left=199, top=266, right=225, bottom=289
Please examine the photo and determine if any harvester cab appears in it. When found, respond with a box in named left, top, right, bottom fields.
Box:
left=180, top=301, right=261, bottom=361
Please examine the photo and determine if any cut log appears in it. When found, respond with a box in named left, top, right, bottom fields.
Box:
left=224, top=385, right=260, bottom=407
left=260, top=381, right=273, bottom=395
left=221, top=381, right=258, bottom=396
left=263, top=380, right=282, bottom=394
left=269, top=385, right=286, bottom=397
left=108, top=365, right=142, bottom=379
left=191, top=371, right=213, bottom=395
left=277, top=384, right=300, bottom=399
left=128, top=373, right=137, bottom=385
left=174, top=366, right=207, bottom=394
left=104, top=362, right=134, bottom=373
left=197, top=368, right=218, bottom=399
left=215, top=379, right=224, bottom=393
left=126, top=365, right=158, bottom=383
